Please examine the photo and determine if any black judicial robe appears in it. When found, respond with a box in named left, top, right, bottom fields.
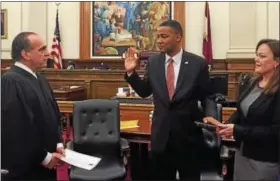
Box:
left=1, top=66, right=62, bottom=180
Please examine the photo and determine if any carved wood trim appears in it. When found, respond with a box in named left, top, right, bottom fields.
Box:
left=79, top=2, right=186, bottom=60
left=79, top=2, right=91, bottom=59
left=173, top=2, right=185, bottom=48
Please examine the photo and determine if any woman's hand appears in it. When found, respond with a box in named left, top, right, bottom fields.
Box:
left=203, top=117, right=234, bottom=138
left=217, top=124, right=234, bottom=138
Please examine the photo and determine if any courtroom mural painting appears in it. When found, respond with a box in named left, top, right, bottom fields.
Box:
left=91, top=1, right=171, bottom=57
left=1, top=9, right=8, bottom=39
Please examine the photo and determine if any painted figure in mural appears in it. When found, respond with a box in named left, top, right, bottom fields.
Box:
left=94, top=5, right=114, bottom=40
left=133, top=2, right=150, bottom=36
left=111, top=7, right=125, bottom=29
left=148, top=2, right=170, bottom=49
left=116, top=2, right=136, bottom=31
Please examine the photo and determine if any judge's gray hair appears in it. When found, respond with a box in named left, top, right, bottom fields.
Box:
left=11, top=32, right=37, bottom=62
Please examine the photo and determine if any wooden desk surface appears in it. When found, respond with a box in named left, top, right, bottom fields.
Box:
left=121, top=123, right=150, bottom=135
left=121, top=124, right=151, bottom=143
left=57, top=101, right=236, bottom=111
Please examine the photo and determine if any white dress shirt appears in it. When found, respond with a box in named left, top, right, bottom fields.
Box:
left=14, top=62, right=64, bottom=166
left=127, top=49, right=183, bottom=87
left=165, top=48, right=183, bottom=89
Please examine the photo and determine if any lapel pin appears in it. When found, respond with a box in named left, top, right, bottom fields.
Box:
left=185, top=61, right=189, bottom=64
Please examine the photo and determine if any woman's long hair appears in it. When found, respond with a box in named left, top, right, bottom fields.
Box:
left=253, top=39, right=279, bottom=94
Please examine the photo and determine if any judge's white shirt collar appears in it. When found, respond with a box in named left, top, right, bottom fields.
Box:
left=14, top=61, right=37, bottom=78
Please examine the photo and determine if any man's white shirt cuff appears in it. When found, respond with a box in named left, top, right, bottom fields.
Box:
left=41, top=143, right=63, bottom=166
left=57, top=143, right=64, bottom=149
left=41, top=152, right=52, bottom=166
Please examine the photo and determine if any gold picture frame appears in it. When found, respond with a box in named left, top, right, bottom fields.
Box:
left=1, top=9, right=8, bottom=39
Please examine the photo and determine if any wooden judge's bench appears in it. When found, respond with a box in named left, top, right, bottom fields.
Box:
left=53, top=85, right=86, bottom=101
left=1, top=66, right=251, bottom=101
left=32, top=68, right=238, bottom=130
left=0, top=68, right=245, bottom=101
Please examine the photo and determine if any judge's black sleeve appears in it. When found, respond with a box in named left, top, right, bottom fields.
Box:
left=40, top=76, right=63, bottom=143
left=1, top=75, right=48, bottom=178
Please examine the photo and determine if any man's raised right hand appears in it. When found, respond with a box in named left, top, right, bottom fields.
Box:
left=123, top=47, right=138, bottom=73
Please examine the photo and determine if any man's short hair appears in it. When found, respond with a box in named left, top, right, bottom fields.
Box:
left=11, top=32, right=37, bottom=61
left=159, top=20, right=183, bottom=36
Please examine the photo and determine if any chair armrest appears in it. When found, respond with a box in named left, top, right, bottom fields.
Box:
left=120, top=138, right=130, bottom=166
left=202, top=128, right=221, bottom=149
left=217, top=103, right=222, bottom=122
left=220, top=145, right=236, bottom=160
left=1, top=169, right=9, bottom=175
left=120, top=138, right=129, bottom=151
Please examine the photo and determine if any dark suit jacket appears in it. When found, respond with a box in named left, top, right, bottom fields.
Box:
left=125, top=50, right=217, bottom=152
left=229, top=78, right=279, bottom=163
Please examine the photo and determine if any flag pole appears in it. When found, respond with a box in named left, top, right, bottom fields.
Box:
left=202, top=1, right=213, bottom=71
left=51, top=2, right=63, bottom=69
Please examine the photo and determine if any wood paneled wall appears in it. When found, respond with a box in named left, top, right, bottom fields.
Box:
left=1, top=58, right=255, bottom=101
left=1, top=68, right=253, bottom=101
left=1, top=58, right=255, bottom=71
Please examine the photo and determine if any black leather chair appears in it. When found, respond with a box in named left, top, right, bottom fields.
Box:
left=198, top=102, right=223, bottom=180
left=69, top=99, right=127, bottom=181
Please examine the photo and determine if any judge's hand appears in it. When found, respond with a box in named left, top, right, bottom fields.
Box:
left=56, top=147, right=66, bottom=166
left=123, top=47, right=138, bottom=73
left=57, top=147, right=65, bottom=157
left=44, top=153, right=63, bottom=169
left=216, top=124, right=234, bottom=138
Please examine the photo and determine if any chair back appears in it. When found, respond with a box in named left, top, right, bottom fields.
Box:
left=200, top=103, right=222, bottom=149
left=238, top=72, right=253, bottom=95
left=72, top=99, right=121, bottom=159
left=1, top=169, right=9, bottom=175
left=200, top=103, right=223, bottom=171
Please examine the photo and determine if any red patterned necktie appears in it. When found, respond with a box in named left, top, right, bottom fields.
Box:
left=166, top=58, right=174, bottom=99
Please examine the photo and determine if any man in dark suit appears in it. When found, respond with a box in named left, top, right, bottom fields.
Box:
left=123, top=20, right=217, bottom=180
left=1, top=32, right=65, bottom=180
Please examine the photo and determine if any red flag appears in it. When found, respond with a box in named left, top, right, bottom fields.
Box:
left=51, top=8, right=63, bottom=69
left=202, top=2, right=213, bottom=64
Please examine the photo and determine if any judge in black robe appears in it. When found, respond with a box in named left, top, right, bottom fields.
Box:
left=1, top=32, right=63, bottom=180
left=1, top=65, right=63, bottom=180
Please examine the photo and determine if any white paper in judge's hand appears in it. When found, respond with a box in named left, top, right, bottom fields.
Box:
left=60, top=149, right=101, bottom=170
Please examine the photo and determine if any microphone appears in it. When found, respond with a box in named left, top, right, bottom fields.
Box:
left=194, top=121, right=216, bottom=131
